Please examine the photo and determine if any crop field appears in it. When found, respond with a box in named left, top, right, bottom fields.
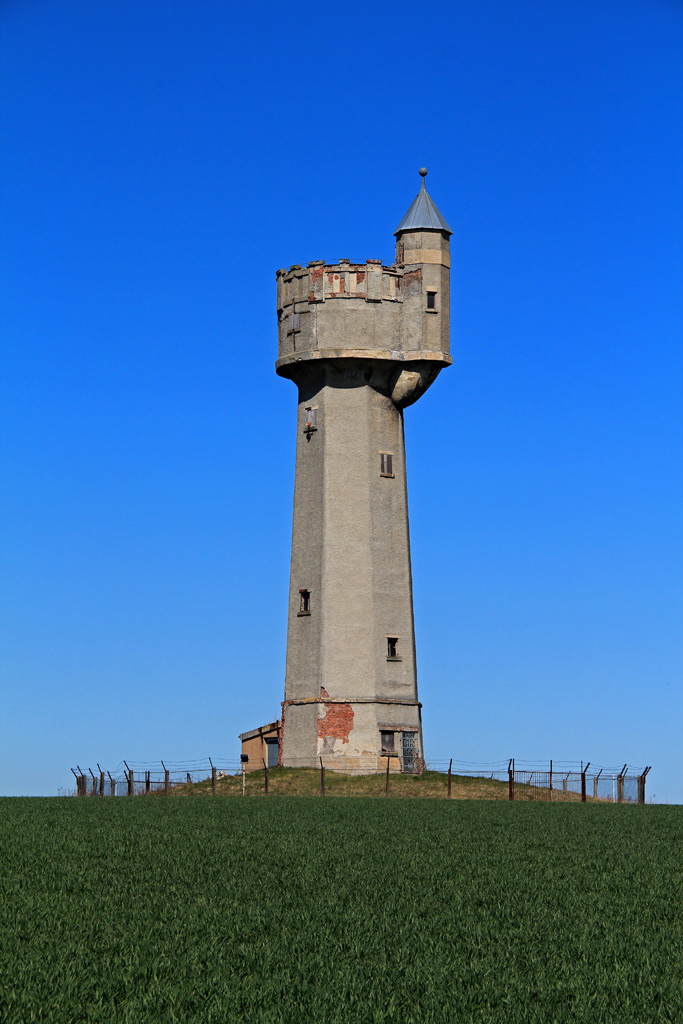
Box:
left=1, top=799, right=681, bottom=1023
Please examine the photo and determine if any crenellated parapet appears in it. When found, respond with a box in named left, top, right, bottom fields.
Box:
left=277, top=260, right=401, bottom=309
left=276, top=260, right=402, bottom=361
left=276, top=247, right=451, bottom=407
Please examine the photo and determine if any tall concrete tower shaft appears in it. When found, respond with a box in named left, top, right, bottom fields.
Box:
left=276, top=171, right=451, bottom=769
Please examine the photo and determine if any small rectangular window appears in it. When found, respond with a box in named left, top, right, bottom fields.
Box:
left=380, top=730, right=395, bottom=752
left=387, top=637, right=400, bottom=660
left=426, top=291, right=436, bottom=310
left=380, top=453, right=394, bottom=477
left=305, top=407, right=317, bottom=428
left=299, top=589, right=310, bottom=614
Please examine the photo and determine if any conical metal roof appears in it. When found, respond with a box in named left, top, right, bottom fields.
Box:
left=394, top=168, right=452, bottom=236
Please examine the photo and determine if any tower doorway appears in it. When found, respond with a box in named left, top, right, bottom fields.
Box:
left=402, top=732, right=417, bottom=773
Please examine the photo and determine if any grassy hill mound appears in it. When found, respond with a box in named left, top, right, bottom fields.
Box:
left=169, top=767, right=581, bottom=800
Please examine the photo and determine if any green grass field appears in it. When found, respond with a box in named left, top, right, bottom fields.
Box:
left=1, top=799, right=681, bottom=1023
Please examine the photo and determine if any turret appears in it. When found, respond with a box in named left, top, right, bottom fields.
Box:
left=394, top=166, right=451, bottom=369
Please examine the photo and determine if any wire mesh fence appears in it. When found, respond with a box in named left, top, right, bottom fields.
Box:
left=70, top=757, right=651, bottom=802
left=72, top=759, right=243, bottom=797
left=425, top=760, right=650, bottom=803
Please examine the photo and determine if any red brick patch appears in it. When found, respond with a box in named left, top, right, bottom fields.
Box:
left=317, top=700, right=354, bottom=744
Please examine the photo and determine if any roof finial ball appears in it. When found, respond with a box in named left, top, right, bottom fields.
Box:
left=419, top=167, right=428, bottom=177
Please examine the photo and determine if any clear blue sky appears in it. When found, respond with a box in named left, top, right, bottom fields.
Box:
left=1, top=0, right=681, bottom=800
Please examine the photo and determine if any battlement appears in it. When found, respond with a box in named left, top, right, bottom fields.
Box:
left=276, top=260, right=401, bottom=311
left=276, top=255, right=450, bottom=373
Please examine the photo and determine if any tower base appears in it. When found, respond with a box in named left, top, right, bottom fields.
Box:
left=281, top=696, right=423, bottom=773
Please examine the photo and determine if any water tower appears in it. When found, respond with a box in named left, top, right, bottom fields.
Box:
left=275, top=169, right=451, bottom=771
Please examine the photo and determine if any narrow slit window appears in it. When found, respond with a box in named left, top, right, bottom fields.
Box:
left=380, top=730, right=395, bottom=752
left=426, top=290, right=437, bottom=310
left=387, top=637, right=400, bottom=660
left=299, top=589, right=311, bottom=614
left=380, top=453, right=394, bottom=477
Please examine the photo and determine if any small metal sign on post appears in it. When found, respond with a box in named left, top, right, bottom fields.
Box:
left=241, top=754, right=248, bottom=796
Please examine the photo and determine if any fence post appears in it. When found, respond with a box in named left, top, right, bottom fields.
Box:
left=107, top=771, right=116, bottom=797
left=210, top=758, right=216, bottom=796
left=125, top=761, right=134, bottom=796
left=145, top=771, right=150, bottom=795
left=263, top=758, right=269, bottom=796
left=549, top=759, right=552, bottom=802
left=508, top=758, right=514, bottom=801
left=161, top=761, right=170, bottom=796
left=447, top=758, right=452, bottom=800
left=89, top=769, right=97, bottom=796
left=617, top=764, right=627, bottom=803
left=638, top=766, right=651, bottom=804
left=320, top=757, right=325, bottom=797
left=581, top=762, right=590, bottom=803
left=385, top=754, right=391, bottom=797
